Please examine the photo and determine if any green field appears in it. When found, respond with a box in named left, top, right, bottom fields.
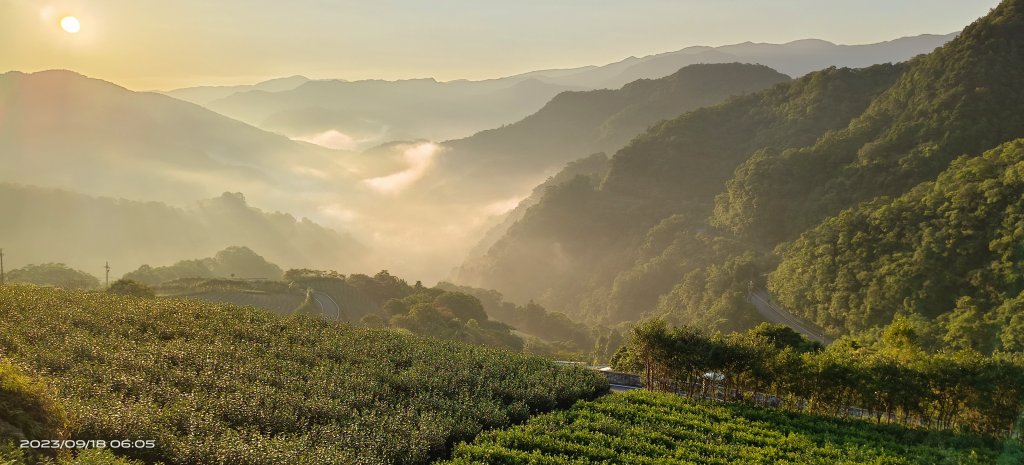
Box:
left=0, top=285, right=607, bottom=465
left=443, top=390, right=1009, bottom=465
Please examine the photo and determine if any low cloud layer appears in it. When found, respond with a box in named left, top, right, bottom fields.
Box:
left=363, top=142, right=441, bottom=195
left=295, top=129, right=359, bottom=151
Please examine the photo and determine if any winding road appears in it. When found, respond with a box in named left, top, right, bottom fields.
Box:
left=312, top=291, right=343, bottom=321
left=748, top=290, right=833, bottom=345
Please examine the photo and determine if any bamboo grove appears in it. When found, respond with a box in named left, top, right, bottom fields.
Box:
left=614, top=319, right=1024, bottom=438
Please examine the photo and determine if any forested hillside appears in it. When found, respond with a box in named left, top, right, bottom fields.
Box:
left=714, top=0, right=1024, bottom=244
left=456, top=0, right=1024, bottom=347
left=460, top=63, right=905, bottom=324
left=434, top=64, right=789, bottom=202
left=123, top=246, right=284, bottom=285
left=771, top=139, right=1024, bottom=345
left=457, top=153, right=610, bottom=270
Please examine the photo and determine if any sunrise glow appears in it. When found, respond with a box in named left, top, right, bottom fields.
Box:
left=60, top=16, right=81, bottom=34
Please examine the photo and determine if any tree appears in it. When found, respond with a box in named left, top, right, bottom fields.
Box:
left=627, top=319, right=672, bottom=390
left=107, top=279, right=155, bottom=298
left=941, top=297, right=997, bottom=353
left=749, top=323, right=813, bottom=352
left=7, top=263, right=100, bottom=290
left=433, top=292, right=488, bottom=322
left=210, top=246, right=284, bottom=280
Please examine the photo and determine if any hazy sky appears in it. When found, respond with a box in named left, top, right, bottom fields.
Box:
left=5, top=0, right=1000, bottom=90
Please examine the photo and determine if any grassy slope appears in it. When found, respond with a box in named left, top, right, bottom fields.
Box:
left=0, top=285, right=607, bottom=465
left=443, top=390, right=1004, bottom=464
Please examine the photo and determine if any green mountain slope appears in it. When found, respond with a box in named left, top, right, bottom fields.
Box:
left=460, top=0, right=1024, bottom=340
left=714, top=0, right=1024, bottom=244
left=457, top=153, right=611, bottom=272
left=603, top=64, right=903, bottom=206
left=459, top=64, right=904, bottom=323
left=433, top=63, right=790, bottom=201
left=771, top=139, right=1024, bottom=345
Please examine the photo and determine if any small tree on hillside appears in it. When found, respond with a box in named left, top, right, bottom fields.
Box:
left=107, top=279, right=155, bottom=298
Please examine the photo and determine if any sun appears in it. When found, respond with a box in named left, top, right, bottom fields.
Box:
left=60, top=16, right=81, bottom=34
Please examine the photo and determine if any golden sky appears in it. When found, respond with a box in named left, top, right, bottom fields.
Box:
left=4, top=0, right=999, bottom=90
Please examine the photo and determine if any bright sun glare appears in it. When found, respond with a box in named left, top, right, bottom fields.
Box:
left=60, top=16, right=81, bottom=34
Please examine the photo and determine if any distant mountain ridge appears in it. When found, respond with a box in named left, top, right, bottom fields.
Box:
left=428, top=63, right=791, bottom=202
left=165, top=33, right=955, bottom=149
left=530, top=33, right=957, bottom=89
left=163, top=75, right=311, bottom=105
left=202, top=76, right=582, bottom=150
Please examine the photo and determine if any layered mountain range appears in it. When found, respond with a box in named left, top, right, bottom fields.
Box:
left=0, top=26, right=972, bottom=290
left=455, top=0, right=1024, bottom=351
left=164, top=34, right=954, bottom=151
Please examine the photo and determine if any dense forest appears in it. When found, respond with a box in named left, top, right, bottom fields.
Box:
left=460, top=62, right=907, bottom=325
left=772, top=140, right=1024, bottom=343
left=440, top=63, right=790, bottom=196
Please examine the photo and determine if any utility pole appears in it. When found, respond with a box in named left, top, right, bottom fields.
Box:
left=104, top=261, right=111, bottom=288
left=1, top=248, right=5, bottom=285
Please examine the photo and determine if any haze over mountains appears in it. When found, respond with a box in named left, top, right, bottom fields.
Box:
left=0, top=63, right=787, bottom=280
left=0, top=70, right=354, bottom=206
left=165, top=34, right=955, bottom=152
left=420, top=63, right=790, bottom=211
left=0, top=31, right=961, bottom=283
left=0, top=185, right=362, bottom=277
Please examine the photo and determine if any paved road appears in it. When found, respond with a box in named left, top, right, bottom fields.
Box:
left=748, top=290, right=833, bottom=345
left=609, top=384, right=642, bottom=393
left=312, top=291, right=343, bottom=321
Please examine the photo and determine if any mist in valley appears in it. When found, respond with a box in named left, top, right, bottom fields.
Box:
left=0, top=0, right=1001, bottom=334
left=0, top=32, right=956, bottom=287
